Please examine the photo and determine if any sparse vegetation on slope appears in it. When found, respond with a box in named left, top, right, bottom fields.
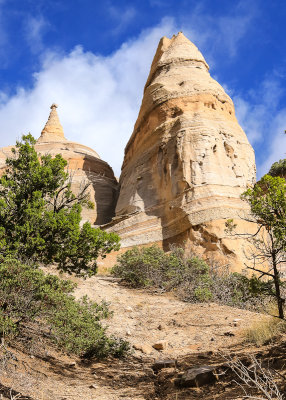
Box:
left=0, top=258, right=129, bottom=358
left=111, top=245, right=268, bottom=309
left=244, top=316, right=286, bottom=346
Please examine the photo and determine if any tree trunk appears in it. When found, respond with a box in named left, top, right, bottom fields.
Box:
left=272, top=253, right=284, bottom=319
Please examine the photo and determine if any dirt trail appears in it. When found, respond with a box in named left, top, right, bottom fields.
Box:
left=73, top=275, right=263, bottom=357
left=0, top=274, right=271, bottom=400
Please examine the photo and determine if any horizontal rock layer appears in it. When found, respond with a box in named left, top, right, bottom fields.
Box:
left=0, top=105, right=118, bottom=225
left=104, top=32, right=257, bottom=270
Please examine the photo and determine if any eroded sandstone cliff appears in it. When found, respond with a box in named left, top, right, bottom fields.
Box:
left=104, top=32, right=257, bottom=270
left=0, top=104, right=118, bottom=225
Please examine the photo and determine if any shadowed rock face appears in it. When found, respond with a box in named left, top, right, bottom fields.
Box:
left=0, top=104, right=118, bottom=225
left=105, top=32, right=257, bottom=271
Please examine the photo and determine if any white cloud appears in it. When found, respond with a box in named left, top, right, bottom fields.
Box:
left=235, top=97, right=267, bottom=144
left=0, top=1, right=8, bottom=62
left=0, top=18, right=176, bottom=177
left=181, top=0, right=257, bottom=65
left=107, top=4, right=137, bottom=35
left=259, top=110, right=286, bottom=176
left=24, top=15, right=49, bottom=53
left=233, top=77, right=285, bottom=177
left=0, top=5, right=279, bottom=181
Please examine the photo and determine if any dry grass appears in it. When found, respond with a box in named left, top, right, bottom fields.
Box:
left=244, top=316, right=286, bottom=345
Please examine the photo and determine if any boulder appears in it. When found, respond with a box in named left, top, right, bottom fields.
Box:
left=176, top=365, right=216, bottom=387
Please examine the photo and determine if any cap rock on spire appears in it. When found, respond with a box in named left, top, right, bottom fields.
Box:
left=38, top=103, right=66, bottom=143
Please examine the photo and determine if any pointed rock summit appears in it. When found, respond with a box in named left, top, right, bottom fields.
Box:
left=106, top=32, right=257, bottom=271
left=0, top=104, right=118, bottom=226
left=145, top=32, right=209, bottom=88
left=38, top=103, right=66, bottom=143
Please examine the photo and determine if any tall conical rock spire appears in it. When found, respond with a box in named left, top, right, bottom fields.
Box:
left=38, top=103, right=66, bottom=142
left=145, top=32, right=209, bottom=89
left=105, top=32, right=257, bottom=272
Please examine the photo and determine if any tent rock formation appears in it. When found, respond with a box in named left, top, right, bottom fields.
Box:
left=104, top=33, right=257, bottom=270
left=0, top=33, right=257, bottom=270
left=0, top=104, right=118, bottom=225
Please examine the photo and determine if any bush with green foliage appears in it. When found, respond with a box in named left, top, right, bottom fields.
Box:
left=111, top=245, right=267, bottom=308
left=0, top=135, right=120, bottom=277
left=269, top=158, right=286, bottom=178
left=0, top=258, right=129, bottom=358
left=240, top=174, right=286, bottom=319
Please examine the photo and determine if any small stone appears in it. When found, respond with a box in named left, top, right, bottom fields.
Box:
left=152, top=359, right=177, bottom=371
left=68, top=361, right=76, bottom=368
left=89, top=384, right=98, bottom=389
left=157, top=324, right=163, bottom=330
left=125, top=306, right=133, bottom=312
left=224, top=331, right=235, bottom=337
left=198, top=351, right=213, bottom=359
left=152, top=340, right=168, bottom=351
left=126, top=330, right=131, bottom=336
left=133, top=343, right=153, bottom=355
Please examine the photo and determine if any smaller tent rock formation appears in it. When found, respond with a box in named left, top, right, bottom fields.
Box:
left=103, top=32, right=257, bottom=271
left=0, top=104, right=118, bottom=225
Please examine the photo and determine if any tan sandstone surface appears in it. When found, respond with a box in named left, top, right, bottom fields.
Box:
left=104, top=32, right=257, bottom=271
left=0, top=104, right=118, bottom=225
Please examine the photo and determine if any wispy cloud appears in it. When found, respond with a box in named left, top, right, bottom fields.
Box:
left=259, top=110, right=286, bottom=176
left=0, top=5, right=281, bottom=180
left=0, top=1, right=8, bottom=64
left=180, top=0, right=257, bottom=65
left=0, top=18, right=176, bottom=176
left=149, top=0, right=168, bottom=7
left=107, top=4, right=137, bottom=35
left=233, top=75, right=286, bottom=177
left=24, top=15, right=49, bottom=54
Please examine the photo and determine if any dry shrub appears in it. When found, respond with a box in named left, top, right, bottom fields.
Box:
left=225, top=353, right=285, bottom=399
left=244, top=317, right=286, bottom=346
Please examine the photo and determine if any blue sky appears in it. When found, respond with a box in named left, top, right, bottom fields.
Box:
left=0, top=0, right=285, bottom=177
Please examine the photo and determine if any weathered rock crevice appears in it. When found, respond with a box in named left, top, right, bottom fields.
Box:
left=104, top=32, right=257, bottom=271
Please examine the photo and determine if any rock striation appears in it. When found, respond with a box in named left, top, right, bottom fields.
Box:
left=0, top=104, right=118, bottom=225
left=105, top=32, right=257, bottom=270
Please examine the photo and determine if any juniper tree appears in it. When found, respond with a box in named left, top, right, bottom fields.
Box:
left=0, top=134, right=120, bottom=276
left=226, top=174, right=286, bottom=319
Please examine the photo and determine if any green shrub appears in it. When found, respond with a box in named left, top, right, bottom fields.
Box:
left=193, top=287, right=213, bottom=302
left=112, top=246, right=214, bottom=302
left=112, top=245, right=268, bottom=309
left=269, top=158, right=286, bottom=177
left=0, top=134, right=120, bottom=277
left=0, top=258, right=129, bottom=358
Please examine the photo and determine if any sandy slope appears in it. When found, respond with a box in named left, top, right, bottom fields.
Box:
left=0, top=274, right=270, bottom=400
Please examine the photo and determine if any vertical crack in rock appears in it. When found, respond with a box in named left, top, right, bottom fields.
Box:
left=105, top=32, right=257, bottom=271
